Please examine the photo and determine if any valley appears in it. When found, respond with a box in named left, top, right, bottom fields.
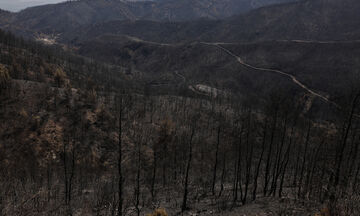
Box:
left=201, top=42, right=337, bottom=106
left=0, top=0, right=359, bottom=215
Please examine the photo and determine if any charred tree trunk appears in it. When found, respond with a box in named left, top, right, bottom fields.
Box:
left=270, top=115, right=288, bottom=197
left=135, top=141, right=141, bottom=216
left=233, top=125, right=244, bottom=204
left=264, top=108, right=278, bottom=196
left=181, top=126, right=196, bottom=212
left=219, top=152, right=227, bottom=197
left=212, top=125, right=221, bottom=196
left=253, top=118, right=268, bottom=201
left=298, top=122, right=311, bottom=199
left=151, top=150, right=157, bottom=199
left=334, top=93, right=359, bottom=189
left=242, top=113, right=253, bottom=204
left=278, top=118, right=297, bottom=198
left=118, top=97, right=123, bottom=216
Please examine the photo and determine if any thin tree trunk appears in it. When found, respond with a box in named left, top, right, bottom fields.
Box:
left=118, top=98, right=123, bottom=216
left=253, top=119, right=268, bottom=201
left=151, top=151, right=157, bottom=198
left=334, top=93, right=359, bottom=188
left=304, top=139, right=323, bottom=199
left=271, top=116, right=288, bottom=197
left=278, top=118, right=297, bottom=198
left=264, top=109, right=278, bottom=196
left=218, top=152, right=226, bottom=197
left=346, top=126, right=359, bottom=186
left=63, top=137, right=68, bottom=205
left=243, top=113, right=253, bottom=204
left=47, top=164, right=51, bottom=202
left=181, top=127, right=196, bottom=212
left=233, top=125, right=244, bottom=204
left=68, top=148, right=75, bottom=204
left=212, top=125, right=221, bottom=196
left=135, top=141, right=141, bottom=216
left=293, top=143, right=301, bottom=186
left=298, top=122, right=311, bottom=198
left=352, top=163, right=360, bottom=193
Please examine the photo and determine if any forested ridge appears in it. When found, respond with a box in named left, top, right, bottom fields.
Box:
left=0, top=28, right=360, bottom=216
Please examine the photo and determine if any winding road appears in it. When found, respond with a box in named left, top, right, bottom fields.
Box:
left=200, top=42, right=341, bottom=108
left=278, top=39, right=360, bottom=44
left=121, top=35, right=359, bottom=112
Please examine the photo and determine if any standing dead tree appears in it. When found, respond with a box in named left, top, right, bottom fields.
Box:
left=253, top=118, right=268, bottom=201
left=334, top=92, right=360, bottom=189
left=212, top=124, right=221, bottom=196
left=181, top=123, right=196, bottom=212
left=118, top=95, right=124, bottom=216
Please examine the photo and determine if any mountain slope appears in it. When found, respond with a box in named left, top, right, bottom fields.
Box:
left=59, top=0, right=360, bottom=44
left=206, top=0, right=360, bottom=42
left=0, top=9, right=11, bottom=22
left=0, top=0, right=297, bottom=35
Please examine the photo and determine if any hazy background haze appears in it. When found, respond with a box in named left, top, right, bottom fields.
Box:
left=0, top=0, right=64, bottom=11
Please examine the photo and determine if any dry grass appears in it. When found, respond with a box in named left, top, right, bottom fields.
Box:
left=146, top=208, right=168, bottom=216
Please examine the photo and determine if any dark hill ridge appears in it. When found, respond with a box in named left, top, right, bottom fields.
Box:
left=0, top=8, right=10, bottom=18
left=2, top=0, right=359, bottom=43
left=0, top=0, right=297, bottom=35
left=60, top=19, right=222, bottom=44
left=205, top=0, right=360, bottom=42
left=0, top=9, right=10, bottom=14
left=75, top=34, right=360, bottom=102
left=59, top=0, right=360, bottom=44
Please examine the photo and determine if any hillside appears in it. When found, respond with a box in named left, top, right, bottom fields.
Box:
left=8, top=0, right=360, bottom=44
left=75, top=35, right=360, bottom=107
left=0, top=0, right=297, bottom=36
left=1, top=0, right=360, bottom=215
left=0, top=9, right=10, bottom=21
left=2, top=30, right=360, bottom=216
left=58, top=0, right=360, bottom=44
left=205, top=0, right=360, bottom=42
left=3, top=0, right=360, bottom=43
